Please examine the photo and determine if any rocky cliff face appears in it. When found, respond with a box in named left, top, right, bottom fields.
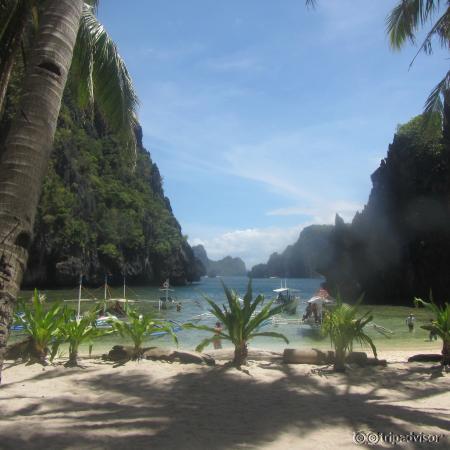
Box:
left=19, top=95, right=204, bottom=287
left=249, top=225, right=333, bottom=278
left=191, top=245, right=246, bottom=277
left=321, top=115, right=450, bottom=305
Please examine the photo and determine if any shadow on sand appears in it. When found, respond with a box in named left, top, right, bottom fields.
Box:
left=1, top=361, right=449, bottom=449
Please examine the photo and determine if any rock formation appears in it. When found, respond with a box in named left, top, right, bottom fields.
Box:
left=191, top=245, right=246, bottom=277
left=321, top=115, right=450, bottom=305
left=12, top=97, right=205, bottom=287
left=248, top=225, right=333, bottom=278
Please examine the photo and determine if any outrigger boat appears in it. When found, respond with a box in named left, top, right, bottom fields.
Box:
left=273, top=280, right=300, bottom=315
left=301, top=288, right=336, bottom=326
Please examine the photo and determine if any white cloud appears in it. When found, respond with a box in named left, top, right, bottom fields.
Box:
left=190, top=225, right=304, bottom=269
left=267, top=200, right=363, bottom=224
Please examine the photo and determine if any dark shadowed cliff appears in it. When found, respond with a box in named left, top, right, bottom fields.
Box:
left=191, top=245, right=246, bottom=277
left=321, top=115, right=450, bottom=305
left=249, top=225, right=333, bottom=278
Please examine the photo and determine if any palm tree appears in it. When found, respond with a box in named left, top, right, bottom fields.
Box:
left=187, top=280, right=288, bottom=367
left=415, top=297, right=450, bottom=368
left=0, top=1, right=138, bottom=152
left=14, top=289, right=64, bottom=364
left=55, top=306, right=108, bottom=367
left=386, top=1, right=450, bottom=135
left=0, top=0, right=137, bottom=383
left=108, top=307, right=179, bottom=360
left=322, top=297, right=377, bottom=372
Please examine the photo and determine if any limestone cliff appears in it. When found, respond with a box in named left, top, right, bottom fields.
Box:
left=249, top=225, right=333, bottom=278
left=18, top=95, right=204, bottom=287
left=191, top=245, right=246, bottom=277
left=321, top=115, right=450, bottom=305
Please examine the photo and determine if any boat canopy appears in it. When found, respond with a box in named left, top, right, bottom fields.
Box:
left=307, top=296, right=335, bottom=305
left=273, top=288, right=289, bottom=293
left=273, top=287, right=300, bottom=293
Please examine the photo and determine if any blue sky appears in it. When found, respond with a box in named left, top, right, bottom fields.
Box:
left=98, top=0, right=448, bottom=268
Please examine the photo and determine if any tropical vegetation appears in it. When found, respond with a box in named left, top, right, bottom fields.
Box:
left=322, top=296, right=377, bottom=372
left=14, top=289, right=64, bottom=364
left=187, top=280, right=288, bottom=367
left=0, top=0, right=138, bottom=151
left=0, top=0, right=137, bottom=383
left=54, top=306, right=108, bottom=367
left=386, top=0, right=450, bottom=119
left=415, top=297, right=450, bottom=368
left=107, top=307, right=179, bottom=360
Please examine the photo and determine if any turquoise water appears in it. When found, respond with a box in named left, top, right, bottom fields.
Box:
left=14, top=277, right=440, bottom=355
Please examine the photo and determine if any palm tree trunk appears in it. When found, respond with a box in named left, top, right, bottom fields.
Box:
left=233, top=342, right=248, bottom=367
left=442, top=338, right=449, bottom=367
left=0, top=0, right=29, bottom=115
left=334, top=348, right=346, bottom=372
left=0, top=0, right=83, bottom=384
left=67, top=347, right=78, bottom=367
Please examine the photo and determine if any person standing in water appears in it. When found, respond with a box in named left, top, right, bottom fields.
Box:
left=406, top=313, right=415, bottom=332
left=428, top=319, right=438, bottom=341
left=213, top=321, right=223, bottom=349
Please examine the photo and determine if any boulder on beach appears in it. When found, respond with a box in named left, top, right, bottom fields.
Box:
left=143, top=348, right=215, bottom=365
left=283, top=348, right=334, bottom=365
left=408, top=354, right=442, bottom=363
left=104, top=345, right=215, bottom=365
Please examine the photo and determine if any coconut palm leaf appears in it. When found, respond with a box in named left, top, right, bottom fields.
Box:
left=248, top=331, right=289, bottom=343
left=107, top=306, right=178, bottom=358
left=387, top=0, right=446, bottom=49
left=188, top=280, right=288, bottom=366
left=70, top=4, right=138, bottom=160
left=424, top=70, right=450, bottom=114
left=322, top=295, right=379, bottom=371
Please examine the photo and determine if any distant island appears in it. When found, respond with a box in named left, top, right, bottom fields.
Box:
left=249, top=225, right=333, bottom=279
left=192, top=245, right=247, bottom=277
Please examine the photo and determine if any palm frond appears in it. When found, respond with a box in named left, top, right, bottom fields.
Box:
left=249, top=331, right=289, bottom=344
left=424, top=70, right=450, bottom=115
left=387, top=0, right=445, bottom=50
left=71, top=4, right=138, bottom=162
left=409, top=8, right=450, bottom=67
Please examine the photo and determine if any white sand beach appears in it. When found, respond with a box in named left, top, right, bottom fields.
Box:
left=1, top=346, right=449, bottom=450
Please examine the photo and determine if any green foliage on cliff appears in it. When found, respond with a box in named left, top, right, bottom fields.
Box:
left=18, top=92, right=200, bottom=286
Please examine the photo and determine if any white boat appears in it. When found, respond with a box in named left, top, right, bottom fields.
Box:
left=273, top=280, right=300, bottom=315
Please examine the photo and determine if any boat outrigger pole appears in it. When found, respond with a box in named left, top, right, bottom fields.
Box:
left=77, top=274, right=82, bottom=319
left=103, top=274, right=108, bottom=314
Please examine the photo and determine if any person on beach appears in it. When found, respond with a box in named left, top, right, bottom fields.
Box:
left=429, top=319, right=438, bottom=341
left=213, top=321, right=223, bottom=349
left=312, top=303, right=319, bottom=323
left=406, top=313, right=415, bottom=332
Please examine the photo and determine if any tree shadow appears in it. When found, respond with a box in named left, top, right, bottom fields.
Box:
left=0, top=362, right=449, bottom=449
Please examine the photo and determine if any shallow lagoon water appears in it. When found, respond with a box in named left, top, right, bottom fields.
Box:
left=14, top=276, right=439, bottom=355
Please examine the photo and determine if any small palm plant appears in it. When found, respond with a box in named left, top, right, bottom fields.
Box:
left=108, top=307, right=178, bottom=359
left=414, top=297, right=450, bottom=368
left=54, top=306, right=108, bottom=367
left=322, top=296, right=377, bottom=372
left=15, top=290, right=64, bottom=364
left=187, top=280, right=289, bottom=367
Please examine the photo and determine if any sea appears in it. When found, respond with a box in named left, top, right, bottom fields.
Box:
left=14, top=276, right=438, bottom=355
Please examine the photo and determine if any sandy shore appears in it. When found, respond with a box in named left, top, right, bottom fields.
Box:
left=1, top=347, right=449, bottom=450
